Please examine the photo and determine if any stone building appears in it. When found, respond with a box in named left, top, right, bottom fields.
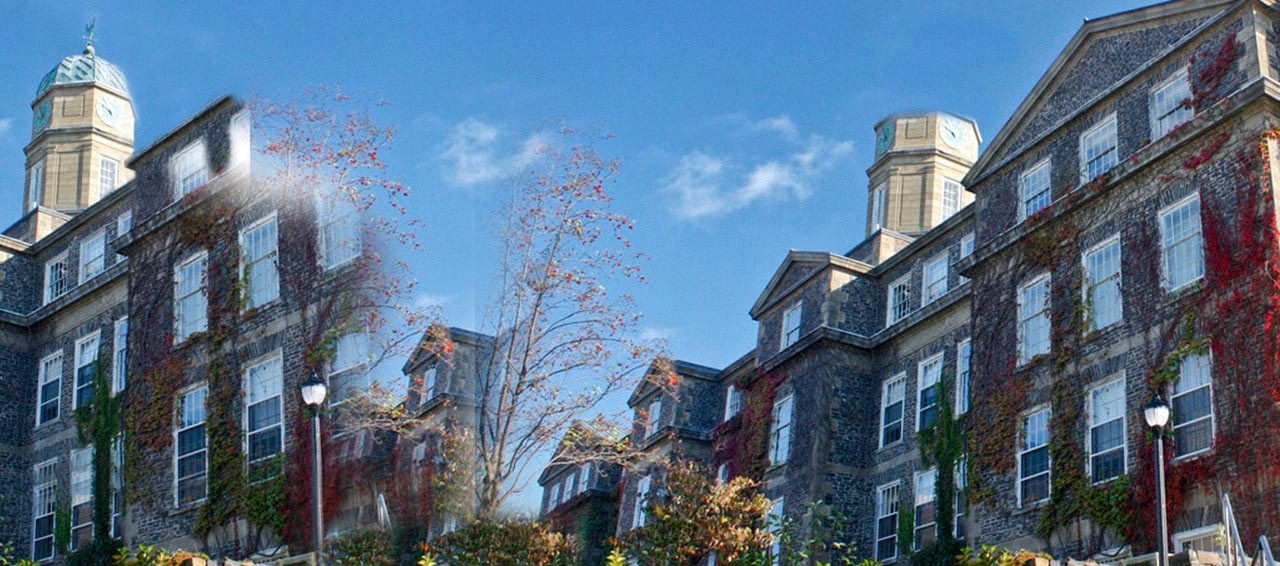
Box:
left=537, top=423, right=622, bottom=566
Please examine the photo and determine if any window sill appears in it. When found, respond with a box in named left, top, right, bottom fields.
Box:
left=1015, top=500, right=1049, bottom=515
left=1173, top=447, right=1213, bottom=464
left=1164, top=278, right=1203, bottom=301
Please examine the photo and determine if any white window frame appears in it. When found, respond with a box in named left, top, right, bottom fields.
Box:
left=1172, top=354, right=1214, bottom=459
left=244, top=352, right=284, bottom=467
left=781, top=302, right=802, bottom=349
left=1151, top=71, right=1193, bottom=139
left=870, top=182, right=887, bottom=231
left=37, top=352, right=63, bottom=427
left=175, top=385, right=209, bottom=506
left=32, top=458, right=57, bottom=562
left=174, top=251, right=208, bottom=343
left=645, top=396, right=662, bottom=437
left=28, top=159, right=45, bottom=212
left=917, top=354, right=942, bottom=431
left=112, top=317, right=128, bottom=395
left=955, top=340, right=972, bottom=415
left=172, top=139, right=209, bottom=198
left=330, top=331, right=369, bottom=375
left=44, top=251, right=70, bottom=305
left=633, top=475, right=651, bottom=529
left=1080, top=113, right=1118, bottom=181
left=421, top=367, right=438, bottom=401
left=1019, top=159, right=1052, bottom=221
left=240, top=213, right=280, bottom=310
left=959, top=233, right=975, bottom=259
left=914, top=468, right=937, bottom=550
left=770, top=393, right=794, bottom=466
left=887, top=275, right=912, bottom=325
left=99, top=156, right=120, bottom=198
left=769, top=496, right=785, bottom=564
left=70, top=446, right=93, bottom=550
left=880, top=374, right=906, bottom=448
left=1160, top=194, right=1204, bottom=291
left=319, top=193, right=362, bottom=269
left=1018, top=407, right=1051, bottom=507
left=923, top=254, right=949, bottom=305
left=115, top=211, right=132, bottom=261
left=1087, top=375, right=1127, bottom=483
left=875, top=482, right=900, bottom=563
left=941, top=178, right=962, bottom=219
left=724, top=385, right=742, bottom=421
left=230, top=109, right=251, bottom=170
left=80, top=230, right=106, bottom=283
left=1017, top=274, right=1051, bottom=365
left=1083, top=236, right=1123, bottom=331
left=73, top=331, right=100, bottom=410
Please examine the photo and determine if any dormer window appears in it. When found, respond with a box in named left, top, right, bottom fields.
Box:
left=645, top=397, right=662, bottom=437
left=782, top=303, right=802, bottom=349
left=172, top=140, right=209, bottom=198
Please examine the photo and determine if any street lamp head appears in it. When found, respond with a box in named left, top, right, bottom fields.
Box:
left=301, top=371, right=328, bottom=407
left=1144, top=393, right=1170, bottom=429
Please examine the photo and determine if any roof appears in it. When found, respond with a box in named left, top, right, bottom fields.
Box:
left=36, top=47, right=130, bottom=99
left=749, top=251, right=873, bottom=319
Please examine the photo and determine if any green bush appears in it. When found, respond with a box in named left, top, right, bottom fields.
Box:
left=328, top=529, right=396, bottom=566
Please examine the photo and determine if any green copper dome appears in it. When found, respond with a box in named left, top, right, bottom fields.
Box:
left=36, top=45, right=129, bottom=100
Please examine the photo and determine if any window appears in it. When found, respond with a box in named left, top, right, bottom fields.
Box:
left=1161, top=195, right=1204, bottom=290
left=74, top=332, right=100, bottom=409
left=1089, top=377, right=1126, bottom=482
left=1152, top=72, right=1193, bottom=139
left=870, top=183, right=887, bottom=231
left=923, top=255, right=949, bottom=304
left=724, top=385, right=743, bottom=421
left=581, top=464, right=594, bottom=492
left=37, top=352, right=62, bottom=426
left=1174, top=525, right=1225, bottom=553
left=99, top=157, right=120, bottom=198
left=174, top=252, right=208, bottom=342
left=956, top=340, right=972, bottom=415
left=1084, top=237, right=1123, bottom=331
left=1172, top=354, right=1213, bottom=457
left=633, top=475, right=651, bottom=529
left=45, top=252, right=70, bottom=304
left=112, top=317, right=128, bottom=395
left=32, top=459, right=56, bottom=562
left=245, top=354, right=283, bottom=471
left=769, top=497, right=785, bottom=564
left=230, top=110, right=251, bottom=169
left=115, top=211, right=132, bottom=261
left=241, top=214, right=280, bottom=309
left=881, top=375, right=906, bottom=447
left=80, top=230, right=106, bottom=283
left=175, top=386, right=208, bottom=505
left=331, top=331, right=369, bottom=375
left=1019, top=408, right=1051, bottom=505
left=955, top=456, right=968, bottom=539
left=1019, top=159, right=1052, bottom=220
left=888, top=276, right=912, bottom=325
left=716, top=463, right=729, bottom=484
left=551, top=481, right=562, bottom=509
left=421, top=367, right=438, bottom=401
left=770, top=394, right=793, bottom=465
left=28, top=160, right=45, bottom=212
left=1018, top=275, right=1051, bottom=364
left=71, top=447, right=93, bottom=550
left=959, top=233, right=975, bottom=285
left=876, top=482, right=900, bottom=562
left=172, top=140, right=209, bottom=197
left=1080, top=114, right=1118, bottom=181
left=917, top=354, right=942, bottom=430
left=320, top=193, right=362, bottom=269
left=941, top=179, right=962, bottom=219
left=914, top=469, right=937, bottom=549
left=645, top=397, right=662, bottom=437
left=782, top=303, right=802, bottom=349
left=111, top=438, right=123, bottom=538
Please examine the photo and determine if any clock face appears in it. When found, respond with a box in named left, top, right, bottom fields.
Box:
left=32, top=99, right=51, bottom=134
left=875, top=121, right=895, bottom=156
left=98, top=97, right=125, bottom=128
left=940, top=117, right=970, bottom=149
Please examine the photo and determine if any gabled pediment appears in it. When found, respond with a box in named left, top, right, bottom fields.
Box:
left=967, top=0, right=1232, bottom=185
left=749, top=251, right=872, bottom=319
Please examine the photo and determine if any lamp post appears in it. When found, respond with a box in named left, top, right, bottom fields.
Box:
left=300, top=372, right=328, bottom=559
left=1144, top=393, right=1171, bottom=566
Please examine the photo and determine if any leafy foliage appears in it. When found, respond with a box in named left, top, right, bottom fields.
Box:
left=328, top=529, right=396, bottom=566
left=421, top=519, right=575, bottom=566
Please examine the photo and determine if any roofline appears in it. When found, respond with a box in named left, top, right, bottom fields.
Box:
left=748, top=250, right=874, bottom=318
left=128, top=95, right=239, bottom=168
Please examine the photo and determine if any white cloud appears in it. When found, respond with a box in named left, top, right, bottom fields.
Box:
left=0, top=118, right=11, bottom=138
left=663, top=125, right=853, bottom=220
left=437, top=118, right=550, bottom=187
left=639, top=326, right=679, bottom=343
left=414, top=293, right=453, bottom=311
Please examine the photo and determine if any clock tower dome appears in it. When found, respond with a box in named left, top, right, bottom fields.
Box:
left=865, top=112, right=979, bottom=238
left=24, top=29, right=135, bottom=215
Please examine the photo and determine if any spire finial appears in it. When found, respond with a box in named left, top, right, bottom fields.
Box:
left=83, top=18, right=96, bottom=55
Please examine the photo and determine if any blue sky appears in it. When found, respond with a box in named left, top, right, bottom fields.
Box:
left=1, top=1, right=1155, bottom=508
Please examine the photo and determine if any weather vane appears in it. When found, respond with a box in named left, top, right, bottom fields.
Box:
left=84, top=18, right=96, bottom=53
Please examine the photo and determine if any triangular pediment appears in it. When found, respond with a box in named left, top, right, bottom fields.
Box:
left=968, top=0, right=1232, bottom=184
left=749, top=251, right=872, bottom=319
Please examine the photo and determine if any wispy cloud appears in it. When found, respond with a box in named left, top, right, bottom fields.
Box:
left=662, top=123, right=853, bottom=220
left=640, top=326, right=679, bottom=343
left=0, top=118, right=11, bottom=138
left=414, top=293, right=454, bottom=310
left=437, top=118, right=549, bottom=187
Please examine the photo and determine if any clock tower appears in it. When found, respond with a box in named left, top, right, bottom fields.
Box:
left=866, top=112, right=979, bottom=237
left=24, top=30, right=135, bottom=215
